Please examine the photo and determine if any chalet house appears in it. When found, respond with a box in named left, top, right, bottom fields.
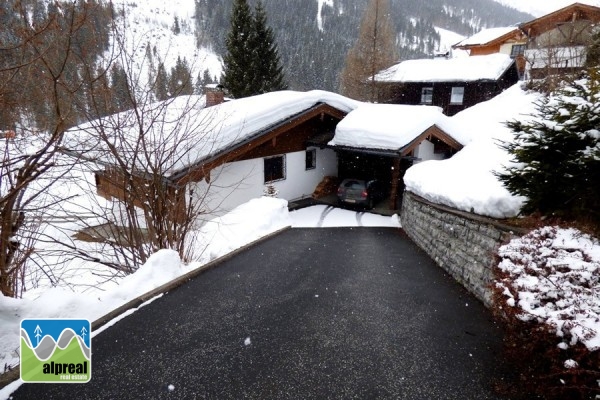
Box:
left=374, top=54, right=519, bottom=116
left=63, top=90, right=465, bottom=218
left=452, top=27, right=527, bottom=77
left=453, top=3, right=600, bottom=79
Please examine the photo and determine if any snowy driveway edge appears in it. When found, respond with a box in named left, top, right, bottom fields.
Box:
left=0, top=226, right=292, bottom=391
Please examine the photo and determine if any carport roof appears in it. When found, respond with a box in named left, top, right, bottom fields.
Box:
left=328, top=103, right=466, bottom=155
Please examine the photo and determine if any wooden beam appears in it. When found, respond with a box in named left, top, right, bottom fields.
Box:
left=400, top=125, right=463, bottom=157
left=390, top=157, right=400, bottom=210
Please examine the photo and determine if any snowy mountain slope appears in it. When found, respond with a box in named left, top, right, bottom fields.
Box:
left=317, top=0, right=335, bottom=32
left=110, top=0, right=222, bottom=83
left=434, top=26, right=467, bottom=56
left=493, top=0, right=600, bottom=17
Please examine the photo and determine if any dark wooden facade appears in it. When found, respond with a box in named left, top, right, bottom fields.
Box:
left=378, top=62, right=519, bottom=116
left=95, top=167, right=188, bottom=223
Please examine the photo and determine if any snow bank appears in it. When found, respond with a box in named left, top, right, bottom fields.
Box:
left=404, top=83, right=541, bottom=218
left=0, top=196, right=291, bottom=376
left=0, top=249, right=190, bottom=377
left=497, top=226, right=600, bottom=351
left=194, top=197, right=291, bottom=262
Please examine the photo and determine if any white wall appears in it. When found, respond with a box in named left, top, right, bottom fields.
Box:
left=191, top=147, right=338, bottom=217
left=499, top=43, right=514, bottom=56
left=413, top=140, right=445, bottom=163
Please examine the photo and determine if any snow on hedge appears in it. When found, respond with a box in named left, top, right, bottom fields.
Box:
left=496, top=226, right=600, bottom=351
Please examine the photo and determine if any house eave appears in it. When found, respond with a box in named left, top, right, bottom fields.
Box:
left=169, top=102, right=348, bottom=185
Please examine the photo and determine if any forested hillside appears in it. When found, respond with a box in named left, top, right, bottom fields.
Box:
left=194, top=0, right=533, bottom=91
left=0, top=0, right=533, bottom=132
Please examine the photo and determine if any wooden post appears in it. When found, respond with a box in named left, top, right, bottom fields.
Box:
left=390, top=157, right=400, bottom=210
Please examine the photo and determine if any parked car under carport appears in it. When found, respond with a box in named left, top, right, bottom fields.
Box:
left=337, top=178, right=386, bottom=209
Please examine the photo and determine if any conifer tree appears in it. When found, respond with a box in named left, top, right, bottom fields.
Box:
left=221, top=0, right=255, bottom=98
left=498, top=71, right=600, bottom=226
left=110, top=64, right=132, bottom=112
left=339, top=0, right=398, bottom=102
left=168, top=56, right=193, bottom=97
left=585, top=29, right=600, bottom=68
left=221, top=0, right=286, bottom=98
left=155, top=62, right=169, bottom=101
left=250, top=1, right=287, bottom=94
left=173, top=16, right=181, bottom=35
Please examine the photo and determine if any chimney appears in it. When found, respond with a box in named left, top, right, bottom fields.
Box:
left=204, top=84, right=225, bottom=107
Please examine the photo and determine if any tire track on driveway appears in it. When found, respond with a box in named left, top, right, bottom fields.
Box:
left=317, top=205, right=334, bottom=227
left=355, top=211, right=364, bottom=226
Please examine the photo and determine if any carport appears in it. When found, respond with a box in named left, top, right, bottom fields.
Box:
left=329, top=127, right=462, bottom=210
left=334, top=148, right=413, bottom=210
left=324, top=103, right=465, bottom=210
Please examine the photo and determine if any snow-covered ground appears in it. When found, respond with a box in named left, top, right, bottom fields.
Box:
left=0, top=197, right=399, bottom=398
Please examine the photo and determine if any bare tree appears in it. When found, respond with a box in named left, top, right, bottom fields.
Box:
left=0, top=0, right=242, bottom=298
left=0, top=1, right=109, bottom=297
left=339, top=0, right=398, bottom=102
left=47, top=15, right=236, bottom=278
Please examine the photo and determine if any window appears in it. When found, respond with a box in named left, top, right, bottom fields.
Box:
left=421, top=87, right=433, bottom=104
left=510, top=44, right=525, bottom=58
left=305, top=149, right=316, bottom=170
left=450, top=87, right=464, bottom=105
left=264, top=155, right=285, bottom=183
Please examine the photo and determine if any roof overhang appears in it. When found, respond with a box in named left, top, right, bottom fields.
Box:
left=519, top=3, right=600, bottom=38
left=399, top=125, right=463, bottom=156
left=327, top=124, right=463, bottom=158
left=170, top=102, right=348, bottom=185
left=453, top=28, right=525, bottom=50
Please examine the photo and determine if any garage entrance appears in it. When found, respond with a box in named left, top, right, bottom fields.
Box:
left=336, top=150, right=413, bottom=210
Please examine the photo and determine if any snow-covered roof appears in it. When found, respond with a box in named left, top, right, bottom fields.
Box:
left=374, top=54, right=515, bottom=83
left=64, top=90, right=359, bottom=176
left=329, top=104, right=467, bottom=152
left=453, top=26, right=519, bottom=47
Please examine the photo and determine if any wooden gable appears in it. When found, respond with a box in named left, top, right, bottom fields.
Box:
left=400, top=125, right=463, bottom=157
left=172, top=103, right=347, bottom=186
left=520, top=3, right=600, bottom=39
left=454, top=29, right=526, bottom=55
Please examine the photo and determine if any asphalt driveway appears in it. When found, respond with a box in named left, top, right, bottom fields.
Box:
left=11, top=228, right=511, bottom=399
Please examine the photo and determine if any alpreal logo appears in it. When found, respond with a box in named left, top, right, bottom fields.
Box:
left=20, top=319, right=91, bottom=383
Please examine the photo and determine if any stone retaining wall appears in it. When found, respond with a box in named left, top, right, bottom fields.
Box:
left=401, top=191, right=525, bottom=306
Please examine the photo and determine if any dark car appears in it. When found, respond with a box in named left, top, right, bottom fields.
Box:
left=337, top=179, right=386, bottom=209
